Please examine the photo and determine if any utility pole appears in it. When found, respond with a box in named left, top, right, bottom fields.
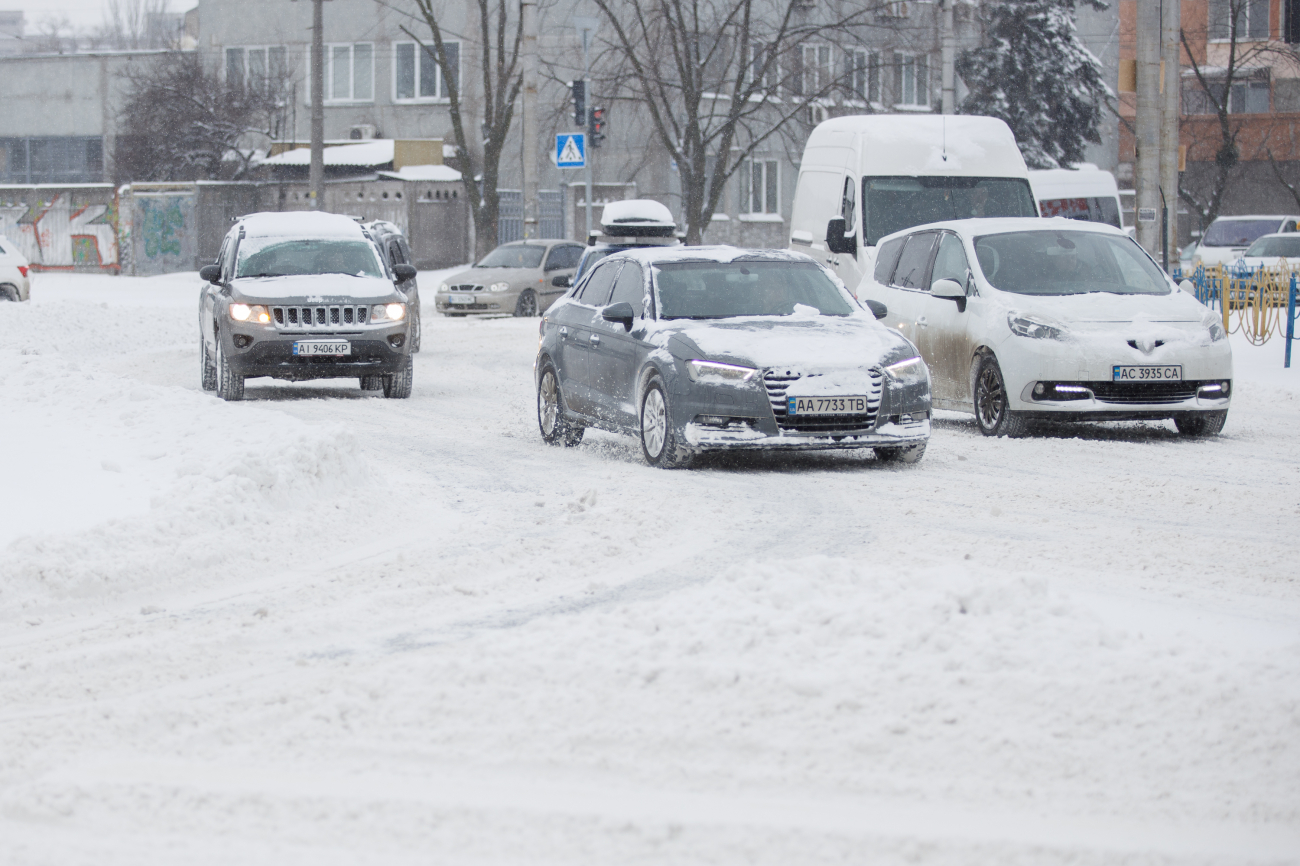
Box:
left=577, top=19, right=597, bottom=238
left=1160, top=0, right=1180, bottom=269
left=521, top=0, right=539, bottom=239
left=309, top=0, right=324, bottom=210
left=941, top=0, right=956, bottom=115
left=1135, top=0, right=1161, bottom=256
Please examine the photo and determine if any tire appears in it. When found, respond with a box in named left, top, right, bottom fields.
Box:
left=1175, top=410, right=1228, bottom=436
left=360, top=375, right=384, bottom=391
left=514, top=289, right=538, bottom=317
left=875, top=441, right=927, bottom=464
left=0, top=283, right=16, bottom=302
left=640, top=376, right=691, bottom=468
left=411, top=309, right=422, bottom=352
left=200, top=336, right=217, bottom=391
left=383, top=354, right=413, bottom=399
left=215, top=340, right=244, bottom=401
left=537, top=363, right=584, bottom=446
left=973, top=354, right=1028, bottom=438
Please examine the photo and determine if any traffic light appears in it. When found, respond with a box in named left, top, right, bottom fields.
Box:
left=571, top=80, right=586, bottom=127
left=589, top=106, right=606, bottom=148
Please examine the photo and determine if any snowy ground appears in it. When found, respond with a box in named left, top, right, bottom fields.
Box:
left=1, top=271, right=1298, bottom=866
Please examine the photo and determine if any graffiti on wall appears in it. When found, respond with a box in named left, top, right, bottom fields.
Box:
left=0, top=194, right=120, bottom=271
left=129, top=193, right=196, bottom=275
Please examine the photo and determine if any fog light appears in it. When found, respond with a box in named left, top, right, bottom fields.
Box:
left=388, top=334, right=405, bottom=348
left=1033, top=382, right=1045, bottom=396
left=697, top=414, right=729, bottom=426
left=233, top=334, right=252, bottom=348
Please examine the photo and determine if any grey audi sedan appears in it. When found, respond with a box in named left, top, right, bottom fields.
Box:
left=534, top=247, right=932, bottom=467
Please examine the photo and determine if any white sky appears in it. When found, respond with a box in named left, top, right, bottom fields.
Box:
left=5, top=0, right=194, bottom=30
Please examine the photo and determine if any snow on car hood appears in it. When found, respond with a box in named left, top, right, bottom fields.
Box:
left=231, top=273, right=397, bottom=301
left=664, top=312, right=915, bottom=370
left=1002, top=287, right=1207, bottom=324
left=449, top=266, right=539, bottom=286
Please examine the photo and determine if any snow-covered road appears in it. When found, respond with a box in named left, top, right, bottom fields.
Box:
left=2, top=272, right=1298, bottom=865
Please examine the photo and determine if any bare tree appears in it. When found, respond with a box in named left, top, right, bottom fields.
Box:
left=26, top=14, right=78, bottom=54
left=587, top=0, right=883, bottom=244
left=113, top=52, right=287, bottom=183
left=100, top=0, right=175, bottom=50
left=402, top=0, right=523, bottom=260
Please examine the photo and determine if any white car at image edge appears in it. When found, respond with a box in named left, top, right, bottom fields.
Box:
left=0, top=235, right=32, bottom=302
left=858, top=217, right=1232, bottom=437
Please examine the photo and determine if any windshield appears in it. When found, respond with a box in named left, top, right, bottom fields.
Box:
left=1244, top=235, right=1300, bottom=257
left=973, top=230, right=1170, bottom=296
left=654, top=261, right=855, bottom=319
left=476, top=244, right=545, bottom=268
left=236, top=238, right=384, bottom=279
left=1038, top=196, right=1122, bottom=229
left=1202, top=219, right=1280, bottom=247
left=863, top=176, right=1038, bottom=246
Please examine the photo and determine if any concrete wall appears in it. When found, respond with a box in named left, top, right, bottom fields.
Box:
left=0, top=185, right=120, bottom=271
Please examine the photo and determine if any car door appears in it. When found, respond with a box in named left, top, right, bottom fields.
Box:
left=554, top=260, right=620, bottom=417
left=914, top=231, right=976, bottom=406
left=831, top=174, right=865, bottom=293
left=540, top=243, right=583, bottom=309
left=874, top=231, right=938, bottom=349
left=201, top=234, right=234, bottom=352
left=587, top=260, right=647, bottom=429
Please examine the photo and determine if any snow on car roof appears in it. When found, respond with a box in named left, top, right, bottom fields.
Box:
left=876, top=216, right=1129, bottom=245
left=609, top=245, right=818, bottom=267
left=600, top=199, right=676, bottom=231
left=238, top=211, right=370, bottom=239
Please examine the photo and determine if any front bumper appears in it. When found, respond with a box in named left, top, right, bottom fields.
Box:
left=1014, top=379, right=1231, bottom=421
left=222, top=321, right=410, bottom=380
left=436, top=290, right=513, bottom=313
left=684, top=415, right=930, bottom=450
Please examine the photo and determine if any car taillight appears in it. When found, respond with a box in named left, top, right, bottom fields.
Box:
left=17, top=266, right=28, bottom=277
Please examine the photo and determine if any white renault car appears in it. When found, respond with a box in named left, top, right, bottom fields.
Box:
left=0, top=234, right=32, bottom=302
left=858, top=218, right=1232, bottom=437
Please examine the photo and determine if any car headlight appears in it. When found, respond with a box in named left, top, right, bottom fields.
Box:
left=685, top=359, right=757, bottom=383
left=1202, top=310, right=1227, bottom=342
left=489, top=281, right=511, bottom=293
left=439, top=282, right=450, bottom=292
left=884, top=356, right=929, bottom=387
left=371, top=303, right=406, bottom=322
left=229, top=303, right=271, bottom=324
left=1008, top=312, right=1067, bottom=340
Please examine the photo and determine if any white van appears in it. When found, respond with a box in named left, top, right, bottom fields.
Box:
left=1029, top=165, right=1123, bottom=228
left=1190, top=215, right=1300, bottom=268
left=788, top=115, right=1038, bottom=294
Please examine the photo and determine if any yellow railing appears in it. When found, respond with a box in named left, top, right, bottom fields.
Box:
left=1185, top=262, right=1298, bottom=347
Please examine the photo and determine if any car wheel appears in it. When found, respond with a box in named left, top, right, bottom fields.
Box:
left=537, top=363, right=584, bottom=446
left=0, top=283, right=16, bottom=302
left=973, top=354, right=1027, bottom=438
left=514, top=289, right=538, bottom=317
left=874, top=442, right=927, bottom=464
left=383, top=354, right=413, bottom=399
left=359, top=375, right=384, bottom=391
left=200, top=336, right=217, bottom=391
left=640, top=376, right=691, bottom=468
left=215, top=340, right=244, bottom=402
left=1175, top=410, right=1227, bottom=436
left=411, top=309, right=422, bottom=352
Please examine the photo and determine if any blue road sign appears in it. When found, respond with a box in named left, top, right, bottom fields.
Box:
left=557, top=133, right=586, bottom=168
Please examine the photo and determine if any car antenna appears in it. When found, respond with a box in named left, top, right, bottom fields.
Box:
left=942, top=116, right=948, bottom=162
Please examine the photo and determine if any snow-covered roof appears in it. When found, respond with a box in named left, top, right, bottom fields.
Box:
left=238, top=211, right=368, bottom=239
left=877, top=216, right=1128, bottom=246
left=606, top=245, right=817, bottom=267
left=1029, top=166, right=1120, bottom=200
left=260, top=140, right=396, bottom=167
left=377, top=164, right=462, bottom=182
left=600, top=199, right=675, bottom=229
left=803, top=114, right=1028, bottom=178
left=1207, top=214, right=1300, bottom=222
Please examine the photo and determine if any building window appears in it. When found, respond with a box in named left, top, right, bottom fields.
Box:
left=794, top=44, right=832, bottom=97
left=394, top=40, right=459, bottom=101
left=225, top=45, right=288, bottom=92
left=745, top=41, right=778, bottom=93
left=1184, top=75, right=1271, bottom=113
left=743, top=158, right=780, bottom=214
left=849, top=49, right=881, bottom=103
left=1209, top=0, right=1270, bottom=40
left=325, top=43, right=373, bottom=102
left=895, top=53, right=929, bottom=107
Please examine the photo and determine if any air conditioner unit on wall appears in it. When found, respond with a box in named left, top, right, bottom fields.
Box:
left=350, top=124, right=378, bottom=140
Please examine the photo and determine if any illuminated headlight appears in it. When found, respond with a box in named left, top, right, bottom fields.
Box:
left=1202, top=311, right=1227, bottom=342
left=371, top=303, right=407, bottom=321
left=884, top=356, right=929, bottom=387
left=685, top=359, right=757, bottom=383
left=489, top=281, right=511, bottom=293
left=439, top=282, right=450, bottom=292
left=229, top=303, right=271, bottom=324
left=1008, top=312, right=1067, bottom=340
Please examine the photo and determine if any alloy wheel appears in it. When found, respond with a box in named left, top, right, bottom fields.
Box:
left=642, top=387, right=667, bottom=458
left=539, top=370, right=559, bottom=436
left=976, top=364, right=1005, bottom=431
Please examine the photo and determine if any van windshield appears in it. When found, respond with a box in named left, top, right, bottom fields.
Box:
left=1038, top=196, right=1122, bottom=228
left=1201, top=219, right=1281, bottom=248
left=862, top=176, right=1038, bottom=245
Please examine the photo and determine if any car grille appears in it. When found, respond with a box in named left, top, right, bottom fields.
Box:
left=763, top=369, right=884, bottom=432
left=448, top=284, right=483, bottom=292
left=1084, top=381, right=1204, bottom=404
left=272, top=304, right=370, bottom=329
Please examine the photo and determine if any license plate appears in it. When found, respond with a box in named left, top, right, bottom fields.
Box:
left=788, top=396, right=868, bottom=415
left=293, top=340, right=351, bottom=356
left=448, top=294, right=475, bottom=305
left=1112, top=365, right=1182, bottom=382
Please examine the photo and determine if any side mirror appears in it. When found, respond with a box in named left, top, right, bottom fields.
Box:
left=393, top=263, right=417, bottom=282
left=200, top=264, right=222, bottom=283
left=930, top=278, right=965, bottom=300
left=864, top=299, right=888, bottom=320
left=1178, top=278, right=1195, bottom=294
left=552, top=274, right=572, bottom=288
left=825, top=217, right=858, bottom=256
left=602, top=301, right=635, bottom=330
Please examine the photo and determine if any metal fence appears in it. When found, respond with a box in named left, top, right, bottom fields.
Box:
left=1179, top=263, right=1300, bottom=366
left=496, top=188, right=566, bottom=245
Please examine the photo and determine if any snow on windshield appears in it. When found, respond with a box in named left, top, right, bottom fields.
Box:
left=655, top=261, right=854, bottom=319
left=237, top=238, right=384, bottom=279
left=476, top=245, right=545, bottom=269
left=974, top=230, right=1170, bottom=296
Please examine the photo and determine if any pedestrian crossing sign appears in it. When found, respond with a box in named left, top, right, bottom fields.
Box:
left=557, top=133, right=586, bottom=168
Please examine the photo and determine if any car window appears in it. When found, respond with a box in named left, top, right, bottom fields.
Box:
left=608, top=262, right=645, bottom=316
left=388, top=239, right=406, bottom=265
left=841, top=176, right=857, bottom=234
left=973, top=230, right=1170, bottom=296
left=655, top=261, right=854, bottom=319
left=578, top=261, right=620, bottom=305
left=0, top=239, right=7, bottom=254
left=545, top=244, right=582, bottom=271
left=236, top=238, right=385, bottom=279
left=475, top=244, right=546, bottom=268
left=220, top=235, right=238, bottom=281
left=1202, top=219, right=1281, bottom=247
left=892, top=233, right=937, bottom=290
left=873, top=236, right=905, bottom=283
left=931, top=233, right=969, bottom=287
left=1246, top=235, right=1300, bottom=257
